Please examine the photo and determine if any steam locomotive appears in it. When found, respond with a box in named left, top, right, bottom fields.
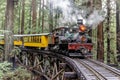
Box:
left=48, top=19, right=93, bottom=57
left=0, top=19, right=92, bottom=58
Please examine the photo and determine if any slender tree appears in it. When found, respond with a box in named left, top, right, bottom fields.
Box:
left=97, top=22, right=104, bottom=62
left=49, top=1, right=53, bottom=33
left=21, top=0, right=25, bottom=34
left=18, top=1, right=22, bottom=34
left=29, top=3, right=32, bottom=34
left=38, top=0, right=41, bottom=33
left=106, top=0, right=111, bottom=64
left=4, top=0, right=14, bottom=60
left=93, top=0, right=104, bottom=62
left=116, top=1, right=120, bottom=62
left=41, top=0, right=44, bottom=33
left=32, top=0, right=37, bottom=33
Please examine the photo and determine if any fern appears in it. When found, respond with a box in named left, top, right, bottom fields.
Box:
left=0, top=61, right=31, bottom=80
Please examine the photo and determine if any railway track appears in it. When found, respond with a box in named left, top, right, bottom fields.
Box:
left=73, top=59, right=120, bottom=80
left=19, top=49, right=120, bottom=80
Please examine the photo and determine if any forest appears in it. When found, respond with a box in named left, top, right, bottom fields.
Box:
left=0, top=0, right=120, bottom=80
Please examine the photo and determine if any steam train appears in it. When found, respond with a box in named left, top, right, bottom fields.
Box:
left=0, top=19, right=93, bottom=57
left=48, top=19, right=93, bottom=57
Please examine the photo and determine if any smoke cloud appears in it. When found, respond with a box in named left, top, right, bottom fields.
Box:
left=85, top=10, right=106, bottom=28
left=49, top=0, right=107, bottom=28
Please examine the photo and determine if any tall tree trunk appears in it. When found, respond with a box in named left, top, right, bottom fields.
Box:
left=18, top=1, right=21, bottom=34
left=4, top=0, right=14, bottom=61
left=49, top=1, right=53, bottom=33
left=32, top=0, right=37, bottom=34
left=41, top=0, right=44, bottom=33
left=116, top=1, right=120, bottom=62
left=97, top=22, right=104, bottom=62
left=94, top=0, right=104, bottom=62
left=29, top=5, right=32, bottom=34
left=38, top=0, right=41, bottom=33
left=106, top=0, right=111, bottom=64
left=21, top=0, right=25, bottom=34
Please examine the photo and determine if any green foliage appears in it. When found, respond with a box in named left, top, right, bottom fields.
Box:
left=0, top=46, right=4, bottom=60
left=0, top=46, right=3, bottom=50
left=0, top=61, right=12, bottom=79
left=0, top=61, right=31, bottom=80
left=117, top=0, right=120, bottom=8
left=0, top=0, right=6, bottom=30
left=10, top=46, right=21, bottom=57
left=2, top=67, right=31, bottom=80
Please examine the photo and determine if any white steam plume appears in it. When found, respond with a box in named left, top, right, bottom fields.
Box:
left=49, top=0, right=107, bottom=28
left=85, top=10, right=106, bottom=28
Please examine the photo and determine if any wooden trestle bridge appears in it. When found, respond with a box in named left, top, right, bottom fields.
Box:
left=16, top=49, right=120, bottom=80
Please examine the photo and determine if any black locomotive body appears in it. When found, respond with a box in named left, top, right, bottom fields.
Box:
left=48, top=19, right=93, bottom=57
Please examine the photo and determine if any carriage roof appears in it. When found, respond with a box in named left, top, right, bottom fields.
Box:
left=0, top=33, right=49, bottom=37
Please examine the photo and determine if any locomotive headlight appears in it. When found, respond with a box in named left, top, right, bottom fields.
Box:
left=79, top=25, right=87, bottom=32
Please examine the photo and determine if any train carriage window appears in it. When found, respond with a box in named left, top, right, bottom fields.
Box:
left=32, top=37, right=33, bottom=42
left=29, top=37, right=31, bottom=42
left=39, top=37, right=41, bottom=43
left=35, top=36, right=37, bottom=42
left=29, top=36, right=31, bottom=42
left=23, top=37, right=25, bottom=42
left=33, top=36, right=35, bottom=42
left=24, top=37, right=27, bottom=42
left=38, top=36, right=39, bottom=43
left=36, top=36, right=38, bottom=42
left=27, top=37, right=29, bottom=42
left=27, top=36, right=29, bottom=42
left=32, top=36, right=34, bottom=42
left=36, top=36, right=39, bottom=43
left=31, top=36, right=33, bottom=42
left=36, top=36, right=38, bottom=43
left=28, top=37, right=31, bottom=42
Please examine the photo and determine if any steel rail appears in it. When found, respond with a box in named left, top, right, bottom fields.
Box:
left=75, top=59, right=107, bottom=80
left=89, top=59, right=120, bottom=76
left=72, top=58, right=99, bottom=80
left=88, top=59, right=120, bottom=79
left=79, top=59, right=120, bottom=80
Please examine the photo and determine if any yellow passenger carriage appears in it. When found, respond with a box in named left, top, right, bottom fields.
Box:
left=0, top=33, right=49, bottom=50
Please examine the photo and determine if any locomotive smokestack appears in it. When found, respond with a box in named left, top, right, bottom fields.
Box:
left=77, top=19, right=83, bottom=25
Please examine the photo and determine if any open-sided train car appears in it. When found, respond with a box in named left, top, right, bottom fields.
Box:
left=0, top=33, right=49, bottom=50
